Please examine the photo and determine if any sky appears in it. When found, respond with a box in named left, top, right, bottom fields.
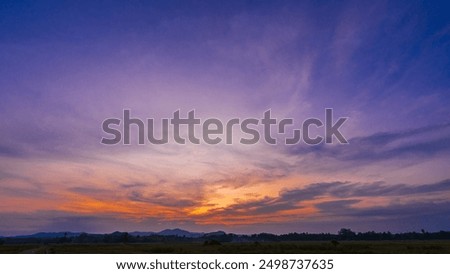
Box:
left=0, top=0, right=449, bottom=236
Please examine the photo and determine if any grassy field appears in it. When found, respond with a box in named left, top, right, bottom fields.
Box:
left=1, top=240, right=450, bottom=254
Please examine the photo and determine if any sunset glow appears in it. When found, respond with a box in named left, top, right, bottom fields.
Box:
left=0, top=0, right=449, bottom=236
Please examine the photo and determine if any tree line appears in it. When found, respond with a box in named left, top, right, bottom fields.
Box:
left=1, top=229, right=449, bottom=245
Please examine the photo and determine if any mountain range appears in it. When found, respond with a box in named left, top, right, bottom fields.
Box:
left=7, top=228, right=226, bottom=239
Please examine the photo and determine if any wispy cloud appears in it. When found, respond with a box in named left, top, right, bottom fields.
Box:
left=0, top=1, right=449, bottom=234
left=194, top=179, right=450, bottom=230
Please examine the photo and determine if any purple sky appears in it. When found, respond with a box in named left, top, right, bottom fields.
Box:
left=0, top=0, right=449, bottom=236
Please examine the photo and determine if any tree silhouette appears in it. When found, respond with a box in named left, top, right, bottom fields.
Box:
left=338, top=228, right=356, bottom=240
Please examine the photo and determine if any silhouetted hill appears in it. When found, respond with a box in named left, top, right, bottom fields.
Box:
left=129, top=231, right=155, bottom=237
left=157, top=228, right=204, bottom=238
left=204, top=231, right=227, bottom=237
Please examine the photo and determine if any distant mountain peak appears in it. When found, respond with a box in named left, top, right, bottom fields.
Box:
left=157, top=228, right=204, bottom=238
